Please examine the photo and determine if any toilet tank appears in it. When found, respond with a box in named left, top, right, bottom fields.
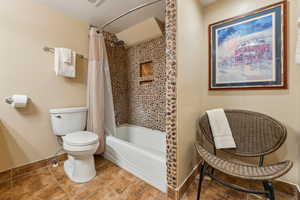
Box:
left=49, top=107, right=88, bottom=136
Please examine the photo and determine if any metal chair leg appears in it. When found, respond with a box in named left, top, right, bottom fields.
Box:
left=196, top=163, right=208, bottom=200
left=263, top=181, right=275, bottom=200
left=211, top=168, right=215, bottom=176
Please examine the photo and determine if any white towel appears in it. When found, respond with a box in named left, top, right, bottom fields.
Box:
left=206, top=109, right=236, bottom=149
left=296, top=17, right=300, bottom=64
left=61, top=48, right=72, bottom=64
left=54, top=48, right=76, bottom=78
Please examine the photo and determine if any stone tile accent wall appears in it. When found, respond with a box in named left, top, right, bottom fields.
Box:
left=104, top=32, right=166, bottom=132
left=104, top=32, right=129, bottom=125
left=126, top=37, right=166, bottom=131
left=104, top=2, right=178, bottom=189
left=165, top=0, right=178, bottom=189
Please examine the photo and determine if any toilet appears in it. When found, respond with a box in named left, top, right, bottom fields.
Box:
left=49, top=107, right=99, bottom=183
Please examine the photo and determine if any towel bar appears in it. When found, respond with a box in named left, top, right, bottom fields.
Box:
left=43, top=46, right=87, bottom=59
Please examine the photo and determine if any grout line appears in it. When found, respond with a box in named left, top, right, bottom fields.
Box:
left=47, top=162, right=72, bottom=200
left=84, top=186, right=102, bottom=200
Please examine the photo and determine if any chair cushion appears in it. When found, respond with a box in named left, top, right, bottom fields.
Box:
left=195, top=144, right=293, bottom=180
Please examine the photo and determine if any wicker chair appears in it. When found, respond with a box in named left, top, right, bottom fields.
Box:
left=195, top=110, right=293, bottom=200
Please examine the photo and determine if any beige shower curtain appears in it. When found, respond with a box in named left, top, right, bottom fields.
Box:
left=87, top=28, right=116, bottom=154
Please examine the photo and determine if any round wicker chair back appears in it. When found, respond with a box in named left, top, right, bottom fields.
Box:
left=197, top=110, right=287, bottom=157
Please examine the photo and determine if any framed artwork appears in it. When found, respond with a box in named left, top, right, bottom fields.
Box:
left=209, top=1, right=287, bottom=90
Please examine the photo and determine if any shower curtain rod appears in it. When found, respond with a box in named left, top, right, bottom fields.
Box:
left=90, top=0, right=163, bottom=32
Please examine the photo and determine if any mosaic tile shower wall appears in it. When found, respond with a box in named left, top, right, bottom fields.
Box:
left=104, top=32, right=129, bottom=125
left=127, top=37, right=166, bottom=132
left=105, top=3, right=178, bottom=188
left=165, top=0, right=178, bottom=189
left=104, top=32, right=166, bottom=132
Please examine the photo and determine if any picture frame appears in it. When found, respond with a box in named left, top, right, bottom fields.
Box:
left=209, top=1, right=287, bottom=90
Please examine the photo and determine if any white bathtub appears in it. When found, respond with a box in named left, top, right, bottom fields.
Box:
left=104, top=125, right=167, bottom=192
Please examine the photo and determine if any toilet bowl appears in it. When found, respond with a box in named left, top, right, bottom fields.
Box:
left=49, top=107, right=99, bottom=183
left=63, top=131, right=99, bottom=183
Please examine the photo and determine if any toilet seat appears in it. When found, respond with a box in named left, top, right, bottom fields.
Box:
left=63, top=131, right=99, bottom=146
left=63, top=142, right=99, bottom=152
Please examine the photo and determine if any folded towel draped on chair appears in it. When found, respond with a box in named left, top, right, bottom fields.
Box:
left=54, top=48, right=76, bottom=78
left=206, top=109, right=236, bottom=149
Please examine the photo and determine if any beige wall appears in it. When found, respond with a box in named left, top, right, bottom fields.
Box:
left=0, top=0, right=89, bottom=171
left=177, top=0, right=205, bottom=185
left=177, top=0, right=300, bottom=187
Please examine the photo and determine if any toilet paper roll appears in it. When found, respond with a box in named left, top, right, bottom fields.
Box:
left=11, top=95, right=28, bottom=108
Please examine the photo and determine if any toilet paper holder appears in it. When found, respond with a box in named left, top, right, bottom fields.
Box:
left=4, top=97, right=14, bottom=104
left=4, top=95, right=29, bottom=108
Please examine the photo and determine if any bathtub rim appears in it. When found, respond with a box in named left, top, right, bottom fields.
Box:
left=106, top=135, right=165, bottom=162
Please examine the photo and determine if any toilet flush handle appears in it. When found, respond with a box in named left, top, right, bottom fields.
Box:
left=55, top=115, right=62, bottom=119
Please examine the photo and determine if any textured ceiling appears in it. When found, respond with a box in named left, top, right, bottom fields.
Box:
left=34, top=0, right=165, bottom=33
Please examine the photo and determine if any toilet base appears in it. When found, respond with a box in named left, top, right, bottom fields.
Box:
left=64, top=154, right=96, bottom=183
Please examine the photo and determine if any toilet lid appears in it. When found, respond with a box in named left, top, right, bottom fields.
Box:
left=63, top=131, right=99, bottom=146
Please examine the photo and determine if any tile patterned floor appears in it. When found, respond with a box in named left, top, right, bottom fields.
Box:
left=181, top=172, right=298, bottom=200
left=0, top=156, right=297, bottom=200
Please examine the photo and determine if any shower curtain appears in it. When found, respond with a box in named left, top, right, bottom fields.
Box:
left=87, top=28, right=116, bottom=154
